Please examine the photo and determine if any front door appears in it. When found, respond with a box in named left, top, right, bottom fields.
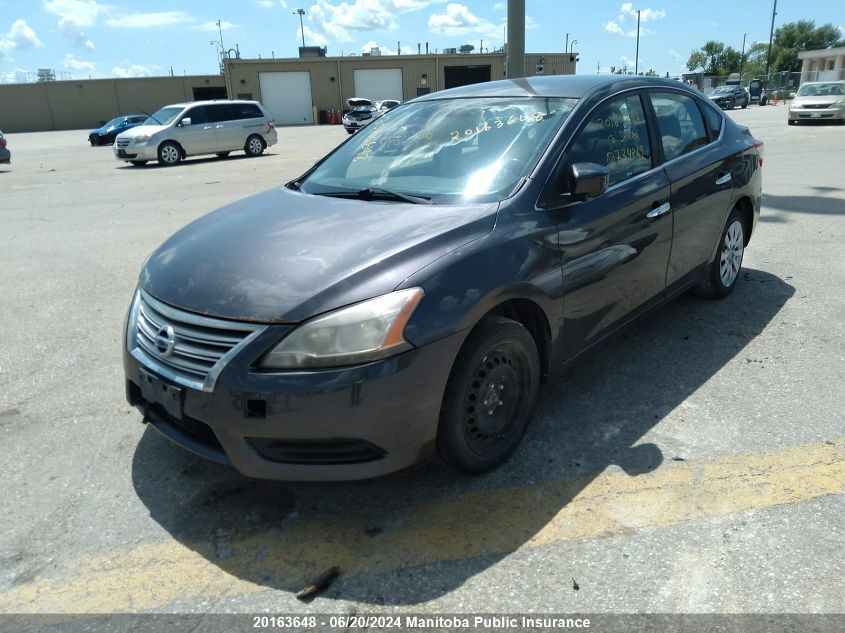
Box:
left=552, top=92, right=674, bottom=359
left=175, top=105, right=216, bottom=155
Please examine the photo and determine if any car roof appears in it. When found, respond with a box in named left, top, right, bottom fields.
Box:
left=413, top=75, right=702, bottom=101
left=165, top=99, right=261, bottom=108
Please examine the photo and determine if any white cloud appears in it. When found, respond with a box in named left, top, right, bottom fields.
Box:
left=0, top=67, right=30, bottom=83
left=493, top=1, right=505, bottom=9
left=112, top=64, right=153, bottom=78
left=618, top=2, right=666, bottom=22
left=62, top=52, right=96, bottom=71
left=603, top=19, right=652, bottom=38
left=361, top=39, right=397, bottom=55
left=44, top=0, right=105, bottom=46
left=196, top=20, right=235, bottom=32
left=300, top=24, right=329, bottom=46
left=106, top=11, right=193, bottom=28
left=1, top=19, right=44, bottom=58
left=668, top=49, right=679, bottom=61
left=257, top=0, right=287, bottom=6
left=428, top=3, right=502, bottom=40
left=305, top=0, right=442, bottom=43
left=84, top=38, right=94, bottom=49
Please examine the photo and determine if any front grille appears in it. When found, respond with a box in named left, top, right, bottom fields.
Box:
left=128, top=290, right=267, bottom=392
left=802, top=104, right=832, bottom=110
left=116, top=138, right=131, bottom=148
left=248, top=438, right=386, bottom=465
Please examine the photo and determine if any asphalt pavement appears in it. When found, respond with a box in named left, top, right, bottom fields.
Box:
left=0, top=104, right=842, bottom=618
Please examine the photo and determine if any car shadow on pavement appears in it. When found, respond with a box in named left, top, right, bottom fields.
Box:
left=762, top=190, right=845, bottom=218
left=116, top=153, right=276, bottom=170
left=131, top=268, right=794, bottom=605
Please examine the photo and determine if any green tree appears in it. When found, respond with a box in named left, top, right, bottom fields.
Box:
left=741, top=41, right=769, bottom=79
left=769, top=20, right=844, bottom=72
left=686, top=40, right=742, bottom=75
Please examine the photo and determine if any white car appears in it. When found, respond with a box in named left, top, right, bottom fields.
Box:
left=114, top=100, right=278, bottom=167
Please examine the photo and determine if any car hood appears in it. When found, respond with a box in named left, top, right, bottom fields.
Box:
left=117, top=124, right=166, bottom=139
left=707, top=93, right=733, bottom=99
left=139, top=186, right=498, bottom=323
left=793, top=95, right=842, bottom=106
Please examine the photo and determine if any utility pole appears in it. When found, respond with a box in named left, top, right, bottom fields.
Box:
left=506, top=0, right=525, bottom=78
left=634, top=9, right=641, bottom=75
left=739, top=33, right=747, bottom=82
left=565, top=33, right=569, bottom=53
left=294, top=8, right=306, bottom=48
left=765, top=0, right=778, bottom=78
left=216, top=20, right=225, bottom=53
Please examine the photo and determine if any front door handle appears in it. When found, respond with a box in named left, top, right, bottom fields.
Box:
left=215, top=125, right=225, bottom=129
left=202, top=126, right=213, bottom=130
left=646, top=201, right=671, bottom=218
left=716, top=172, right=732, bottom=185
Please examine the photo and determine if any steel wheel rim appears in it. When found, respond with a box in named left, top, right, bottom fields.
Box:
left=161, top=145, right=178, bottom=164
left=249, top=138, right=263, bottom=154
left=461, top=343, right=530, bottom=457
left=719, top=220, right=744, bottom=287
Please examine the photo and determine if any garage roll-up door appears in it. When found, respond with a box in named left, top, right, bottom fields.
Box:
left=259, top=71, right=313, bottom=125
left=353, top=69, right=403, bottom=102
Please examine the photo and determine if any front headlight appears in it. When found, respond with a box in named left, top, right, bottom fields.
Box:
left=133, top=134, right=152, bottom=144
left=259, top=288, right=424, bottom=369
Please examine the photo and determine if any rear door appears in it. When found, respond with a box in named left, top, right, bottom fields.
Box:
left=213, top=102, right=267, bottom=151
left=645, top=91, right=735, bottom=289
left=550, top=91, right=673, bottom=358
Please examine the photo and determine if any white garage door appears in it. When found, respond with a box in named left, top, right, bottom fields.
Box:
left=353, top=69, right=403, bottom=102
left=259, top=71, right=313, bottom=125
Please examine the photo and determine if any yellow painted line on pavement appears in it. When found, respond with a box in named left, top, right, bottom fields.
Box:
left=3, top=440, right=843, bottom=612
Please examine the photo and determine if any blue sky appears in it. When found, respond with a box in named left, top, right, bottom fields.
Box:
left=1, top=0, right=843, bottom=82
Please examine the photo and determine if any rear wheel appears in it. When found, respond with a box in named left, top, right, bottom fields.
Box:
left=346, top=129, right=356, bottom=135
left=437, top=317, right=540, bottom=474
left=130, top=160, right=147, bottom=167
left=216, top=151, right=230, bottom=158
left=157, top=141, right=181, bottom=166
left=244, top=135, right=265, bottom=157
left=693, top=207, right=746, bottom=299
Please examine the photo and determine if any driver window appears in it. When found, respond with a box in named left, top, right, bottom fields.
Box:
left=565, top=94, right=652, bottom=187
left=184, top=106, right=208, bottom=125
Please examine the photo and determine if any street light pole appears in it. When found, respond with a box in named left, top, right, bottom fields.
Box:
left=634, top=9, right=641, bottom=75
left=765, top=0, right=778, bottom=78
left=739, top=33, right=747, bottom=82
left=294, top=8, right=306, bottom=48
left=506, top=0, right=525, bottom=78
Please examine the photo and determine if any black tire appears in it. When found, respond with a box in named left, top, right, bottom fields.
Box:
left=216, top=151, right=230, bottom=158
left=244, top=134, right=265, bottom=157
left=693, top=207, right=746, bottom=299
left=157, top=141, right=181, bottom=166
left=130, top=160, right=147, bottom=167
left=741, top=103, right=748, bottom=109
left=788, top=119, right=795, bottom=126
left=437, top=316, right=540, bottom=474
left=346, top=129, right=356, bottom=135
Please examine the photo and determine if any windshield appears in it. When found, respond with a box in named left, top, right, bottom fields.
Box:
left=141, top=106, right=185, bottom=126
left=797, top=82, right=845, bottom=97
left=301, top=96, right=578, bottom=204
left=103, top=117, right=124, bottom=128
left=711, top=86, right=735, bottom=94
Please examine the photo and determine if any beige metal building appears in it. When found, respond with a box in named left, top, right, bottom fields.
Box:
left=798, top=46, right=845, bottom=84
left=223, top=52, right=577, bottom=125
left=0, top=75, right=226, bottom=133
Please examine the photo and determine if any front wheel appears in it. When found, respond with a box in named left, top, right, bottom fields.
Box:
left=741, top=103, right=748, bottom=109
left=693, top=208, right=746, bottom=299
left=437, top=317, right=540, bottom=474
left=244, top=135, right=265, bottom=157
left=157, top=141, right=181, bottom=166
left=216, top=151, right=230, bottom=158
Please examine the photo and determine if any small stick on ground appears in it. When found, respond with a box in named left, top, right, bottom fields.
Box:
left=296, top=566, right=341, bottom=600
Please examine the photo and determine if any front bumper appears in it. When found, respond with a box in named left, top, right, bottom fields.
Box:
left=124, top=322, right=465, bottom=480
left=114, top=142, right=156, bottom=161
left=788, top=107, right=845, bottom=122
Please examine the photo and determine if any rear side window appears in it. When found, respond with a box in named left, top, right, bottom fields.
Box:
left=565, top=93, right=653, bottom=187
left=648, top=92, right=709, bottom=161
left=236, top=103, right=263, bottom=119
left=700, top=102, right=724, bottom=140
left=206, top=104, right=233, bottom=123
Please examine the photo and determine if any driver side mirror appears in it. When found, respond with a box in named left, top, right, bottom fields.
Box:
left=179, top=117, right=192, bottom=127
left=568, top=162, right=609, bottom=198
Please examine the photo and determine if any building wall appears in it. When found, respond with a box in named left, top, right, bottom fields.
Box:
left=0, top=75, right=225, bottom=133
left=224, top=53, right=577, bottom=121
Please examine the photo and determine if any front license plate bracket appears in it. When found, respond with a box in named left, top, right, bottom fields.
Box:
left=138, top=368, right=183, bottom=420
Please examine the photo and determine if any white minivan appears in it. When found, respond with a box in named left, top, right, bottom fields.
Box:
left=114, top=100, right=278, bottom=167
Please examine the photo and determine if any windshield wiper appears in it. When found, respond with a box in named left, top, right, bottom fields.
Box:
left=313, top=187, right=433, bottom=205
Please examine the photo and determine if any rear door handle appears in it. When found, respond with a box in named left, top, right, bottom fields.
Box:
left=202, top=126, right=213, bottom=130
left=215, top=125, right=224, bottom=129
left=646, top=201, right=671, bottom=218
left=716, top=172, right=732, bottom=185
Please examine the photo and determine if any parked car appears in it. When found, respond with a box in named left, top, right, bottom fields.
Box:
left=342, top=98, right=379, bottom=134
left=706, top=85, right=749, bottom=109
left=788, top=81, right=845, bottom=125
left=123, top=76, right=763, bottom=480
left=748, top=79, right=768, bottom=106
left=113, top=100, right=278, bottom=167
left=88, top=115, right=147, bottom=146
left=0, top=130, right=9, bottom=165
left=376, top=99, right=401, bottom=112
